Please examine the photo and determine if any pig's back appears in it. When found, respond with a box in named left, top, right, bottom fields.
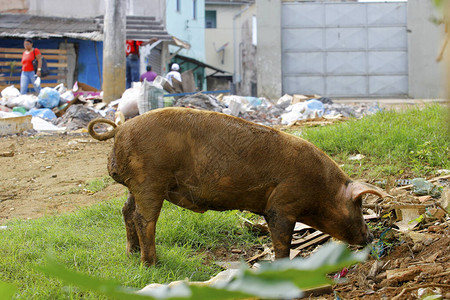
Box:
left=111, top=107, right=347, bottom=212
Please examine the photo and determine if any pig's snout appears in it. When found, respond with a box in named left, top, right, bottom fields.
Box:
left=357, top=227, right=374, bottom=246
left=365, top=231, right=374, bottom=245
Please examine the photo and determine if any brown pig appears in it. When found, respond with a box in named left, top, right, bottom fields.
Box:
left=88, top=107, right=387, bottom=266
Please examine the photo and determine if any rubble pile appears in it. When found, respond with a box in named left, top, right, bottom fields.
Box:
left=1, top=82, right=384, bottom=136
left=235, top=174, right=450, bottom=299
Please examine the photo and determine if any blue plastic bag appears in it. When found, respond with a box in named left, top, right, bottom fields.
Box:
left=25, top=108, right=57, bottom=120
left=38, top=87, right=60, bottom=109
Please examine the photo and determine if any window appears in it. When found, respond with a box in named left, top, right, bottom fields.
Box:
left=176, top=0, right=180, bottom=12
left=205, top=10, right=216, bottom=28
left=193, top=0, right=197, bottom=20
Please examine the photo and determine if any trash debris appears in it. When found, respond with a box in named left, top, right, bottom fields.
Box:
left=0, top=114, right=33, bottom=136
left=38, top=87, right=60, bottom=109
left=348, top=154, right=366, bottom=161
left=118, top=85, right=140, bottom=119
left=175, top=93, right=225, bottom=112
left=138, top=79, right=165, bottom=114
left=411, top=178, right=442, bottom=197
left=52, top=104, right=103, bottom=131
left=26, top=108, right=57, bottom=120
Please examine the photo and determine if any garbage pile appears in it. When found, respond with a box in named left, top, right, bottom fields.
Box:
left=174, top=93, right=382, bottom=126
left=1, top=80, right=384, bottom=136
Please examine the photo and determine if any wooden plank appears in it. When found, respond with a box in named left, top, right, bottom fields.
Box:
left=0, top=62, right=68, bottom=68
left=393, top=174, right=450, bottom=191
left=0, top=75, right=67, bottom=82
left=290, top=234, right=331, bottom=259
left=0, top=53, right=67, bottom=60
left=0, top=68, right=67, bottom=74
left=0, top=48, right=67, bottom=54
left=291, top=230, right=324, bottom=246
left=0, top=82, right=65, bottom=90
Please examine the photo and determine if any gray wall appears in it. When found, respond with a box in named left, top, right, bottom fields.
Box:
left=407, top=0, right=446, bottom=99
left=256, top=0, right=282, bottom=100
left=28, top=0, right=165, bottom=21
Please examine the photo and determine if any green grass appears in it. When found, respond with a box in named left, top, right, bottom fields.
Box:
left=293, top=104, right=449, bottom=179
left=0, top=197, right=263, bottom=299
left=1, top=104, right=448, bottom=299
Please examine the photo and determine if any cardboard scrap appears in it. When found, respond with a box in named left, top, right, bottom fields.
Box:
left=0, top=115, right=32, bottom=136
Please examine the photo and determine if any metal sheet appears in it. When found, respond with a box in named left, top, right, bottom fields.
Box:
left=282, top=1, right=408, bottom=98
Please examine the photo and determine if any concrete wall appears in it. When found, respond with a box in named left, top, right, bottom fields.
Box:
left=166, top=0, right=205, bottom=64
left=256, top=0, right=282, bottom=100
left=204, top=4, right=242, bottom=75
left=0, top=0, right=28, bottom=13
left=238, top=4, right=257, bottom=96
left=408, top=0, right=446, bottom=99
left=28, top=0, right=104, bottom=18
left=28, top=0, right=164, bottom=20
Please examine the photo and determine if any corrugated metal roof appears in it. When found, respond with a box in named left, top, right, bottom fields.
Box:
left=0, top=13, right=103, bottom=41
left=0, top=14, right=173, bottom=42
left=205, top=0, right=254, bottom=5
left=96, top=15, right=173, bottom=42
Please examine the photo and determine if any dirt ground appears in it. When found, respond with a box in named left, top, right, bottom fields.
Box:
left=0, top=132, right=124, bottom=223
left=1, top=131, right=449, bottom=300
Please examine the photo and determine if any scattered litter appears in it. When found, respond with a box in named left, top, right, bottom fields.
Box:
left=411, top=178, right=442, bottom=197
left=31, top=117, right=65, bottom=132
left=52, top=104, right=103, bottom=131
left=26, top=108, right=57, bottom=120
left=348, top=154, right=366, bottom=161
left=38, top=87, right=60, bottom=109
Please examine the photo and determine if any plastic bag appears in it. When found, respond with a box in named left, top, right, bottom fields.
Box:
left=118, top=87, right=140, bottom=118
left=1, top=85, right=21, bottom=103
left=25, top=108, right=57, bottom=120
left=38, top=87, right=60, bottom=109
left=8, top=94, right=38, bottom=110
left=138, top=80, right=164, bottom=114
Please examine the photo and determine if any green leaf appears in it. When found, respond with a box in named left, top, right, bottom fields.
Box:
left=36, top=242, right=367, bottom=300
left=248, top=242, right=368, bottom=289
left=36, top=258, right=149, bottom=300
left=0, top=281, right=18, bottom=299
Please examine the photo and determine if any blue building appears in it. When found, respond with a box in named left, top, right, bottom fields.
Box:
left=165, top=0, right=226, bottom=91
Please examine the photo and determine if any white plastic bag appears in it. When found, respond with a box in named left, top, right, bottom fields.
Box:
left=1, top=85, right=21, bottom=105
left=9, top=94, right=38, bottom=110
left=118, top=87, right=140, bottom=118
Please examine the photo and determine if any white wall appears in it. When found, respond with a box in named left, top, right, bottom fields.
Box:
left=408, top=0, right=446, bottom=98
left=205, top=4, right=242, bottom=75
left=28, top=0, right=164, bottom=20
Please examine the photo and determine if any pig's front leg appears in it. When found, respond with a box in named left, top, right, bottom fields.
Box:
left=122, top=192, right=140, bottom=254
left=264, top=187, right=296, bottom=259
left=132, top=190, right=164, bottom=266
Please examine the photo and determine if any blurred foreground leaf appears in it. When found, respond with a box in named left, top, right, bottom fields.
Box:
left=0, top=281, right=18, bottom=299
left=37, top=242, right=367, bottom=299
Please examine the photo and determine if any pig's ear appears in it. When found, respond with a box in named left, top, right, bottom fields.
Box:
left=348, top=181, right=391, bottom=201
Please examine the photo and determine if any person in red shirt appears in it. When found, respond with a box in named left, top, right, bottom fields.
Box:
left=20, top=39, right=42, bottom=94
left=126, top=38, right=158, bottom=89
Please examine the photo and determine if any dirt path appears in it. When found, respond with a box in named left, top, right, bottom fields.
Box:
left=0, top=133, right=125, bottom=224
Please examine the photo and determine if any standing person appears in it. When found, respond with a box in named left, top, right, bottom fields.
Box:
left=165, top=63, right=182, bottom=86
left=140, top=65, right=158, bottom=83
left=20, top=38, right=42, bottom=94
left=126, top=38, right=158, bottom=89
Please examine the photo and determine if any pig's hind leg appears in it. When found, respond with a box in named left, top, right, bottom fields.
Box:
left=132, top=186, right=165, bottom=266
left=122, top=191, right=140, bottom=254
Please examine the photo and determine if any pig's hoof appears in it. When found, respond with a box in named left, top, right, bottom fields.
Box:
left=141, top=256, right=157, bottom=267
left=127, top=243, right=141, bottom=255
